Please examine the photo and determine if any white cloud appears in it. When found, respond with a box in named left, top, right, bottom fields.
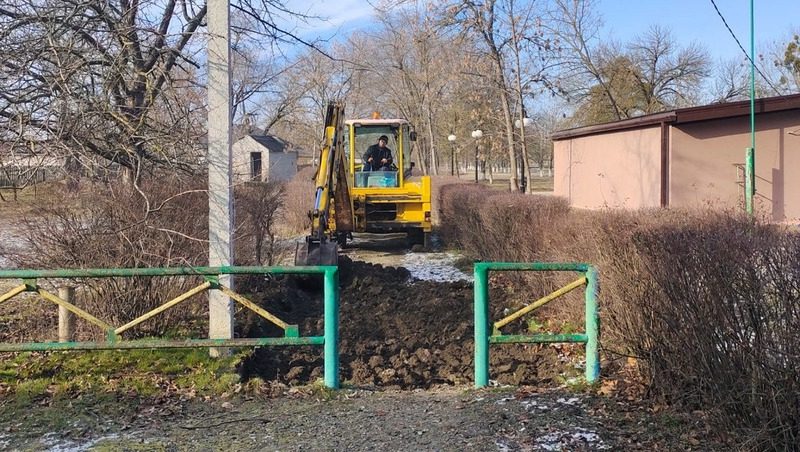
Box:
left=283, top=0, right=377, bottom=38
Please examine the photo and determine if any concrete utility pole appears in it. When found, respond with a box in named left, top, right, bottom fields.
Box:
left=207, top=0, right=234, bottom=351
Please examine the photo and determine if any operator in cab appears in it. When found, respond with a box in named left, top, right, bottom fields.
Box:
left=363, top=135, right=393, bottom=171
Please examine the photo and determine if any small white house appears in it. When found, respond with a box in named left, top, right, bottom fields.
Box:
left=232, top=134, right=298, bottom=183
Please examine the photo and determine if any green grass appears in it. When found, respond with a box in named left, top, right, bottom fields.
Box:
left=0, top=348, right=249, bottom=405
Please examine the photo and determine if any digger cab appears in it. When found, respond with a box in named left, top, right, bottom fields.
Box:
left=346, top=119, right=416, bottom=188
left=295, top=105, right=432, bottom=268
left=344, top=118, right=432, bottom=245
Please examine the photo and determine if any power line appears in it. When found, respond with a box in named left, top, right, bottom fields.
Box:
left=708, top=0, right=783, bottom=95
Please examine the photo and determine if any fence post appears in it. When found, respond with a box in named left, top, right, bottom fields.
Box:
left=323, top=267, right=340, bottom=389
left=474, top=263, right=490, bottom=388
left=584, top=266, right=600, bottom=383
left=58, top=286, right=75, bottom=343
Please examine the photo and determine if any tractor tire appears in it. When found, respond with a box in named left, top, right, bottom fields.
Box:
left=407, top=228, right=430, bottom=252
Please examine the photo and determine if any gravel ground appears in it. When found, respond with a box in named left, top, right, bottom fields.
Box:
left=1, top=386, right=721, bottom=451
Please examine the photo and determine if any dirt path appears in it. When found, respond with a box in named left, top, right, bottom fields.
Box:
left=2, top=386, right=717, bottom=451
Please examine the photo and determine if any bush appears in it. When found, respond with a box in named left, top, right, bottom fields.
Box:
left=281, top=166, right=315, bottom=236
left=234, top=181, right=285, bottom=266
left=4, top=177, right=208, bottom=340
left=627, top=215, right=799, bottom=449
left=438, top=184, right=800, bottom=449
left=438, top=184, right=570, bottom=261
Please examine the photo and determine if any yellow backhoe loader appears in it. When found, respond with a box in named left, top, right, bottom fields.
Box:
left=296, top=102, right=432, bottom=266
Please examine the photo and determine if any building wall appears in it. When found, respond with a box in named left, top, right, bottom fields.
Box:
left=268, top=151, right=298, bottom=182
left=231, top=136, right=298, bottom=183
left=670, top=111, right=800, bottom=221
left=232, top=136, right=261, bottom=182
left=553, top=126, right=662, bottom=209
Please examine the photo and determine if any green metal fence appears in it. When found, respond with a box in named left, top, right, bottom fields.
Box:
left=0, top=266, right=340, bottom=388
left=474, top=262, right=599, bottom=388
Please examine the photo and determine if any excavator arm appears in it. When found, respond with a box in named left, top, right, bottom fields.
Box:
left=295, top=101, right=351, bottom=266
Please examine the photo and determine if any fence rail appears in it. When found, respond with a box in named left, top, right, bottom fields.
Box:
left=0, top=265, right=340, bottom=388
left=0, top=166, right=63, bottom=188
left=473, top=262, right=599, bottom=388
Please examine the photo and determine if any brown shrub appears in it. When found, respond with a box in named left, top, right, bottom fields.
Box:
left=4, top=177, right=208, bottom=340
left=438, top=184, right=570, bottom=261
left=624, top=214, right=800, bottom=449
left=0, top=175, right=309, bottom=342
left=281, top=166, right=315, bottom=236
left=234, top=181, right=285, bottom=265
left=439, top=184, right=800, bottom=449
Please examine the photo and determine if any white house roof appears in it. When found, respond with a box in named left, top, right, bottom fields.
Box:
left=245, top=134, right=290, bottom=153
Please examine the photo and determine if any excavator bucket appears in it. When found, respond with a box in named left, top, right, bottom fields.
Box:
left=295, top=240, right=338, bottom=266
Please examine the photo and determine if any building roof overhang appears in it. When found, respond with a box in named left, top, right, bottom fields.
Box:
left=552, top=93, right=800, bottom=141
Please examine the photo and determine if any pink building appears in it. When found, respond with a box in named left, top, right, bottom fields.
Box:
left=552, top=94, right=800, bottom=222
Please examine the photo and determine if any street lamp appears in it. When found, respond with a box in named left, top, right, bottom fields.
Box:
left=447, top=134, right=457, bottom=176
left=471, top=129, right=483, bottom=183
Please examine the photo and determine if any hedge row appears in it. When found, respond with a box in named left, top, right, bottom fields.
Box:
left=439, top=184, right=799, bottom=450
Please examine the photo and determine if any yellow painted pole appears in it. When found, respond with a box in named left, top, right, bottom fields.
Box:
left=218, top=285, right=290, bottom=330
left=494, top=277, right=587, bottom=331
left=0, top=284, right=27, bottom=304
left=38, top=288, right=113, bottom=332
left=115, top=282, right=211, bottom=335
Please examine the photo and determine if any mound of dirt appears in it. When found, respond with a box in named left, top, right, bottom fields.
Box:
left=239, top=257, right=565, bottom=389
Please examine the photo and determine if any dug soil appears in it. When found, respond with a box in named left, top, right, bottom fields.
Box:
left=239, top=256, right=564, bottom=389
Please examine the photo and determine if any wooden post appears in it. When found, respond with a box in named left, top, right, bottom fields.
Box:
left=58, top=286, right=75, bottom=343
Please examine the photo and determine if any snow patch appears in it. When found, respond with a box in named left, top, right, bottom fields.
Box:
left=495, top=438, right=515, bottom=451
left=534, top=427, right=610, bottom=451
left=556, top=397, right=581, bottom=406
left=402, top=251, right=471, bottom=282
left=522, top=399, right=551, bottom=411
left=522, top=395, right=583, bottom=412
left=42, top=432, right=121, bottom=452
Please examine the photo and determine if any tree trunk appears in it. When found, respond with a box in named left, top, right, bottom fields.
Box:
left=426, top=116, right=438, bottom=176
left=498, top=88, right=519, bottom=192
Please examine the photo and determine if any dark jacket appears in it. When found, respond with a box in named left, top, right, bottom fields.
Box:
left=363, top=144, right=393, bottom=171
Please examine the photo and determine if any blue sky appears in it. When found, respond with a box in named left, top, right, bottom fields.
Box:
left=284, top=0, right=798, bottom=62
left=599, top=0, right=797, bottom=61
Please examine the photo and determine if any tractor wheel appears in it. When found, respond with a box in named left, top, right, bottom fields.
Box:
left=407, top=228, right=429, bottom=251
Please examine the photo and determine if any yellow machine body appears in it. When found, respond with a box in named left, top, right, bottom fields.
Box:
left=297, top=105, right=432, bottom=266
left=344, top=118, right=432, bottom=244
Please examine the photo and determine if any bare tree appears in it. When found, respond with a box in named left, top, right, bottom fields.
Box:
left=548, top=0, right=626, bottom=120
left=269, top=42, right=360, bottom=158
left=551, top=2, right=710, bottom=125
left=708, top=58, right=751, bottom=103
left=447, top=0, right=557, bottom=192
left=627, top=26, right=709, bottom=112
left=506, top=0, right=559, bottom=192
left=0, top=0, right=209, bottom=186
left=370, top=2, right=465, bottom=176
left=0, top=0, right=321, bottom=190
left=768, top=31, right=800, bottom=93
